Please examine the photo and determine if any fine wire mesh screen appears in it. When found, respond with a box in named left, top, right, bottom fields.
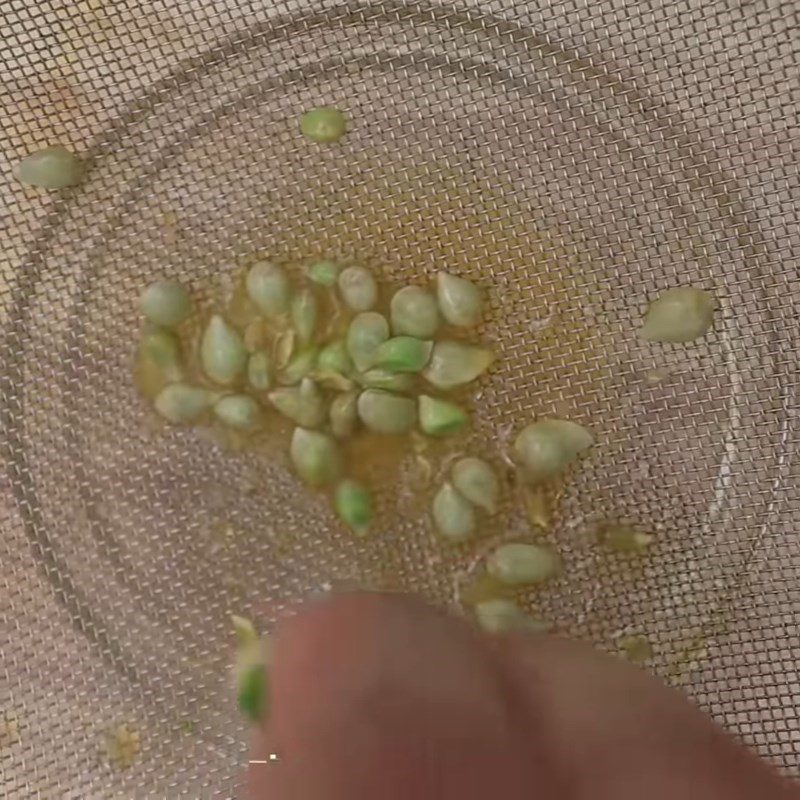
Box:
left=0, top=0, right=798, bottom=796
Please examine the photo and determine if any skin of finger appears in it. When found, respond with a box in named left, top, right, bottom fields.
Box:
left=249, top=592, right=564, bottom=800
left=500, top=634, right=800, bottom=800
left=249, top=593, right=799, bottom=800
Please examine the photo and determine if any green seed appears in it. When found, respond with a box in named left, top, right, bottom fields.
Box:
left=231, top=614, right=259, bottom=647
left=347, top=312, right=389, bottom=372
left=317, top=339, right=353, bottom=375
left=357, top=369, right=415, bottom=392
left=269, top=378, right=325, bottom=427
left=513, top=418, right=594, bottom=483
left=233, top=619, right=272, bottom=722
left=373, top=336, right=432, bottom=373
left=273, top=328, right=297, bottom=370
left=338, top=265, right=377, bottom=311
left=237, top=663, right=268, bottom=722
left=290, top=427, right=342, bottom=486
left=139, top=280, right=190, bottom=328
left=432, top=482, right=477, bottom=543
left=200, top=315, right=247, bottom=385
left=291, top=288, right=317, bottom=345
left=423, top=340, right=493, bottom=389
left=436, top=272, right=482, bottom=327
left=486, top=543, right=562, bottom=587
left=247, top=350, right=272, bottom=391
left=418, top=395, right=469, bottom=437
left=307, top=259, right=341, bottom=287
left=357, top=389, right=416, bottom=435
left=234, top=621, right=272, bottom=667
left=154, top=383, right=214, bottom=424
left=390, top=286, right=440, bottom=338
left=214, top=394, right=262, bottom=430
left=474, top=599, right=551, bottom=635
left=15, top=145, right=83, bottom=188
left=330, top=391, right=359, bottom=438
left=139, top=329, right=182, bottom=383
left=598, top=523, right=654, bottom=553
left=300, top=106, right=347, bottom=143
left=334, top=479, right=373, bottom=535
left=451, top=457, right=498, bottom=513
left=280, top=346, right=318, bottom=385
left=314, top=370, right=355, bottom=392
left=641, top=286, right=717, bottom=343
left=246, top=261, right=291, bottom=318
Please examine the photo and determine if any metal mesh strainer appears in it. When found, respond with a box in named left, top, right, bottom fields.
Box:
left=1, top=0, right=798, bottom=796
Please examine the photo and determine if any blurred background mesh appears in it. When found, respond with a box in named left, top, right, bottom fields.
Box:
left=0, top=0, right=798, bottom=797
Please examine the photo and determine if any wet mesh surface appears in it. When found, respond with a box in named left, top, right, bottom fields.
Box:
left=0, top=1, right=798, bottom=796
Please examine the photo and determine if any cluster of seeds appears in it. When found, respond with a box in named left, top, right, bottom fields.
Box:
left=14, top=105, right=721, bottom=722
left=136, top=257, right=494, bottom=537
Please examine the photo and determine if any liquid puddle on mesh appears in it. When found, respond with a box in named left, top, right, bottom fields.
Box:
left=140, top=159, right=610, bottom=608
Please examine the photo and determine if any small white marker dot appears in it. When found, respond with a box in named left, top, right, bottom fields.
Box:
left=249, top=753, right=280, bottom=765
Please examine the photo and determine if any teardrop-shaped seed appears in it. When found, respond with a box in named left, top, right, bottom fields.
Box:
left=641, top=286, right=717, bottom=343
left=246, top=261, right=291, bottom=318
left=269, top=378, right=325, bottom=427
left=390, top=286, right=440, bottom=338
left=418, top=395, right=469, bottom=436
left=347, top=312, right=389, bottom=372
left=432, top=482, right=477, bottom=543
left=280, top=347, right=318, bottom=385
left=513, top=418, right=593, bottom=483
left=247, top=350, right=272, bottom=391
left=214, top=394, right=262, bottom=430
left=486, top=543, right=562, bottom=587
left=15, top=145, right=83, bottom=188
left=338, top=265, right=377, bottom=311
left=334, top=479, right=373, bottom=535
left=300, top=106, right=347, bottom=143
left=474, top=599, right=551, bottom=635
left=597, top=523, right=654, bottom=553
left=201, top=315, right=247, bottom=385
left=140, top=280, right=190, bottom=328
left=357, top=369, right=415, bottom=392
left=290, top=428, right=342, bottom=486
left=314, top=370, right=355, bottom=392
left=233, top=619, right=271, bottom=722
left=373, top=337, right=432, bottom=373
left=317, top=339, right=353, bottom=375
left=330, top=391, right=359, bottom=438
left=436, top=272, right=482, bottom=327
left=139, top=329, right=182, bottom=383
left=237, top=663, right=269, bottom=723
left=357, top=389, right=416, bottom=435
left=307, top=259, right=341, bottom=287
left=291, top=288, right=317, bottom=345
left=154, top=384, right=214, bottom=424
left=451, top=457, right=498, bottom=513
left=231, top=614, right=259, bottom=647
left=273, top=328, right=296, bottom=370
left=423, top=340, right=493, bottom=389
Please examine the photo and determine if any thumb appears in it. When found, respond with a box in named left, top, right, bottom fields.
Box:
left=248, top=592, right=561, bottom=799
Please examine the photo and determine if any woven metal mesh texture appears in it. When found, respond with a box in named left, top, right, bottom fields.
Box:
left=0, top=0, right=797, bottom=796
